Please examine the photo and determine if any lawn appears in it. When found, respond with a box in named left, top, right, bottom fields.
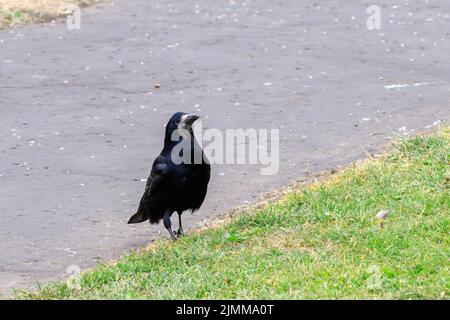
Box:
left=18, top=128, right=449, bottom=299
left=0, top=0, right=102, bottom=28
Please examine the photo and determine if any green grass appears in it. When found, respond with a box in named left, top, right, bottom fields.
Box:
left=0, top=1, right=104, bottom=29
left=18, top=129, right=449, bottom=299
left=0, top=8, right=27, bottom=28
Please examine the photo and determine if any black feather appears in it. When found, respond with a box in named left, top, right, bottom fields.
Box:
left=128, top=112, right=210, bottom=237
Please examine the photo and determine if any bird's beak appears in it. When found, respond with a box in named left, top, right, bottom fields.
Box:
left=184, top=114, right=200, bottom=125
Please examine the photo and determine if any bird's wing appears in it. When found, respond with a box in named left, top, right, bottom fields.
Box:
left=128, top=156, right=169, bottom=224
left=146, top=158, right=168, bottom=198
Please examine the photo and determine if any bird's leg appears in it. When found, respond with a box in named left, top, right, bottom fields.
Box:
left=163, top=211, right=177, bottom=240
left=176, top=212, right=184, bottom=237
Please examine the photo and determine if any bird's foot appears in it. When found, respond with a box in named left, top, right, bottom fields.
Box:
left=167, top=229, right=177, bottom=241
left=175, top=229, right=185, bottom=237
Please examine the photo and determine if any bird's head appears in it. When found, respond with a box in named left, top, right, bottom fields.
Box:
left=165, top=112, right=200, bottom=142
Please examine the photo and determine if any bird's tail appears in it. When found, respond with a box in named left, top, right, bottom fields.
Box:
left=128, top=210, right=148, bottom=224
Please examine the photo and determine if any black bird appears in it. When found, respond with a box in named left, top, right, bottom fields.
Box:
left=128, top=112, right=211, bottom=240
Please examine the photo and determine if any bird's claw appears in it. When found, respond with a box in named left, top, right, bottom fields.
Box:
left=175, top=229, right=185, bottom=237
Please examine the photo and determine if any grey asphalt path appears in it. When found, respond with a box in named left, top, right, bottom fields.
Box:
left=0, top=0, right=448, bottom=296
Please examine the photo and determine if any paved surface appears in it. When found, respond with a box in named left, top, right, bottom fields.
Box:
left=0, top=0, right=448, bottom=296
